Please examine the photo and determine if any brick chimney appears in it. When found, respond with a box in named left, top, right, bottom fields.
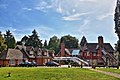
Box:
left=98, top=36, right=104, bottom=59
left=60, top=43, right=65, bottom=57
left=98, top=36, right=103, bottom=46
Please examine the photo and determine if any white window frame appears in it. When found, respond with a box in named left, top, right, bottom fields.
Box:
left=9, top=59, right=15, bottom=65
left=18, top=59, right=23, bottom=64
left=30, top=51, right=34, bottom=55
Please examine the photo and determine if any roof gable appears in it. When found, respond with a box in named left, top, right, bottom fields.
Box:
left=86, top=43, right=114, bottom=52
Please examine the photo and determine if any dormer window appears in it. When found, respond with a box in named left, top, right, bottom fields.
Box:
left=30, top=51, right=33, bottom=55
left=44, top=52, right=47, bottom=56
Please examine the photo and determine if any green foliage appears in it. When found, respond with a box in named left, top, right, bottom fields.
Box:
left=48, top=36, right=60, bottom=54
left=21, top=29, right=42, bottom=48
left=21, top=35, right=28, bottom=42
left=43, top=40, right=48, bottom=48
left=4, top=30, right=16, bottom=49
left=0, top=67, right=119, bottom=80
left=115, top=40, right=120, bottom=61
left=0, top=32, right=7, bottom=52
left=60, top=35, right=79, bottom=49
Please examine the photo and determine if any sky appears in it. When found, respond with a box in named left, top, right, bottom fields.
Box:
left=0, top=0, right=118, bottom=46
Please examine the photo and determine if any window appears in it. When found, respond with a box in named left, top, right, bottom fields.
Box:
left=87, top=51, right=90, bottom=56
left=48, top=59, right=50, bottom=62
left=44, top=52, right=47, bottom=56
left=93, top=53, right=96, bottom=56
left=9, top=59, right=15, bottom=65
left=18, top=59, right=23, bottom=64
left=30, top=51, right=33, bottom=54
left=38, top=52, right=41, bottom=56
left=45, top=59, right=47, bottom=63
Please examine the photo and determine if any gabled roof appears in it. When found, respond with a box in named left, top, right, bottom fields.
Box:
left=0, top=49, right=23, bottom=59
left=103, top=43, right=114, bottom=52
left=86, top=43, right=98, bottom=52
left=80, top=36, right=87, bottom=47
left=86, top=43, right=114, bottom=53
left=15, top=45, right=23, bottom=50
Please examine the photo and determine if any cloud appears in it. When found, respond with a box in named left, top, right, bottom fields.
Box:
left=0, top=26, right=16, bottom=33
left=76, top=19, right=90, bottom=34
left=97, top=13, right=112, bottom=20
left=62, top=12, right=91, bottom=21
left=34, top=0, right=53, bottom=12
left=97, top=0, right=117, bottom=20
left=22, top=7, right=32, bottom=11
left=29, top=25, right=55, bottom=41
left=56, top=4, right=63, bottom=14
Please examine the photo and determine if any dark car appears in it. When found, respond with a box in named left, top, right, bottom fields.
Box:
left=46, top=61, right=59, bottom=67
left=71, top=62, right=80, bottom=67
left=19, top=61, right=37, bottom=67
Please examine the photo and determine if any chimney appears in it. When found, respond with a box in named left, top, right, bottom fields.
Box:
left=60, top=43, right=65, bottom=57
left=98, top=36, right=103, bottom=46
left=98, top=36, right=104, bottom=59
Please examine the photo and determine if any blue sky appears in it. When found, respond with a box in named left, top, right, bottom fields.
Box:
left=0, top=0, right=118, bottom=46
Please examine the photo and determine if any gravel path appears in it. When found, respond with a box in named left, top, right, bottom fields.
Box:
left=89, top=69, right=120, bottom=78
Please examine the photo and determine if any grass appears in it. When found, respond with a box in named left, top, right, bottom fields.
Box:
left=97, top=68, right=120, bottom=74
left=0, top=67, right=119, bottom=80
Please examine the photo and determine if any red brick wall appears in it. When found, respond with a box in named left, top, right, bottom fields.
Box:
left=60, top=43, right=65, bottom=57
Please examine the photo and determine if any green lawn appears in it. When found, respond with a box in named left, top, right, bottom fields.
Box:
left=97, top=68, right=120, bottom=74
left=0, top=67, right=119, bottom=80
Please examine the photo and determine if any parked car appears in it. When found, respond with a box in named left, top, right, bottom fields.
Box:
left=19, top=61, right=37, bottom=67
left=71, top=62, right=80, bottom=67
left=45, top=61, right=60, bottom=67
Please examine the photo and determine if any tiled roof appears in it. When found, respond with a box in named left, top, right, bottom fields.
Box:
left=86, top=43, right=98, bottom=52
left=86, top=43, right=114, bottom=53
left=7, top=49, right=23, bottom=59
left=103, top=43, right=114, bottom=52
left=0, top=49, right=23, bottom=59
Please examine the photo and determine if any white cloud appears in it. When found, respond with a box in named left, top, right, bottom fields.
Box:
left=31, top=26, right=55, bottom=41
left=77, top=19, right=90, bottom=33
left=0, top=26, right=16, bottom=32
left=34, top=0, right=53, bottom=12
left=22, top=7, right=32, bottom=11
left=62, top=12, right=90, bottom=21
left=56, top=4, right=63, bottom=14
left=97, top=13, right=112, bottom=20
left=97, top=0, right=117, bottom=20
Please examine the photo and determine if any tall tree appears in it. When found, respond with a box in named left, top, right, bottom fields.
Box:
left=0, top=31, right=7, bottom=52
left=60, top=35, right=79, bottom=49
left=25, top=29, right=42, bottom=48
left=114, top=0, right=120, bottom=63
left=4, top=30, right=16, bottom=49
left=43, top=40, right=48, bottom=48
left=21, top=35, right=28, bottom=43
left=16, top=35, right=28, bottom=45
left=48, top=36, right=60, bottom=54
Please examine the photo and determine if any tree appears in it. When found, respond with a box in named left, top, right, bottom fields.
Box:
left=0, top=31, right=7, bottom=52
left=48, top=36, right=60, bottom=54
left=25, top=29, right=42, bottom=48
left=60, top=35, right=79, bottom=49
left=43, top=40, right=48, bottom=48
left=21, top=35, right=28, bottom=43
left=4, top=30, right=16, bottom=49
left=16, top=35, right=28, bottom=45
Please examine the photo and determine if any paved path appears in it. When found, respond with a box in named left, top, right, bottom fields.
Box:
left=89, top=69, right=120, bottom=78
